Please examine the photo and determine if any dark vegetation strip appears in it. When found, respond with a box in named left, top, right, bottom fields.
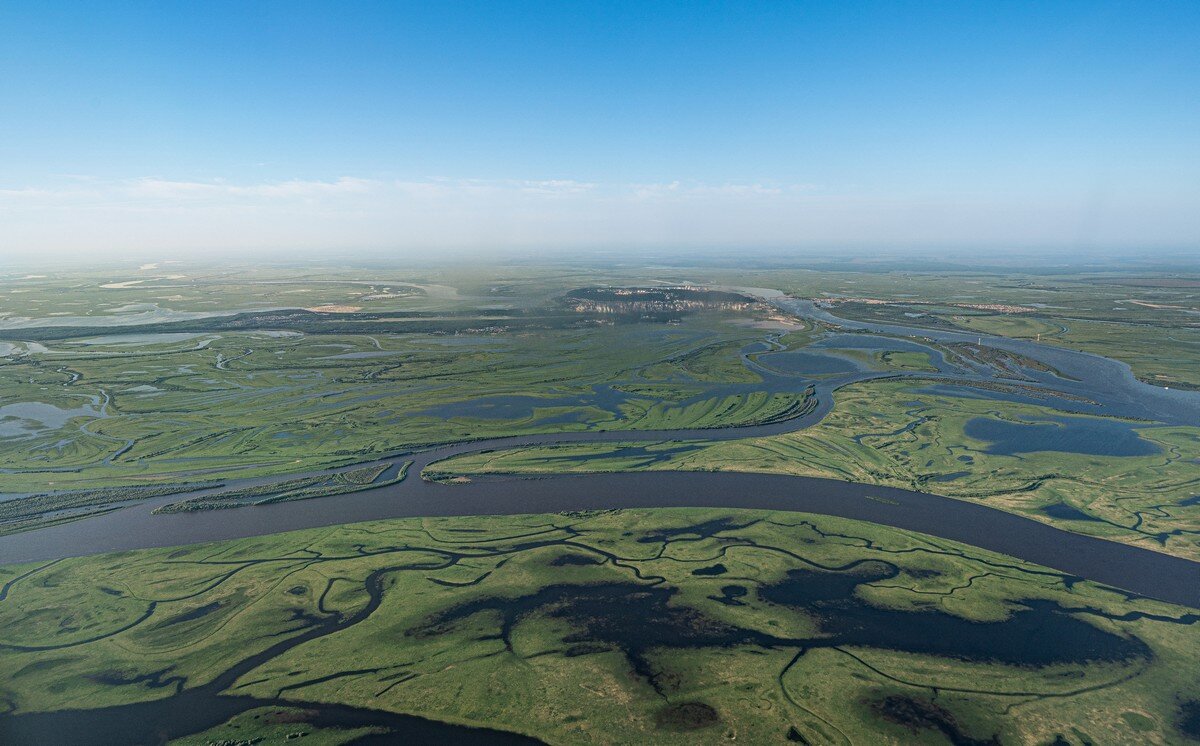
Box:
left=0, top=309, right=695, bottom=341
left=154, top=462, right=409, bottom=513
left=0, top=484, right=223, bottom=537
left=4, top=512, right=1195, bottom=743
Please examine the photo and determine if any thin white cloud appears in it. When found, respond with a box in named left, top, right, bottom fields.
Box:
left=128, top=176, right=378, bottom=200
left=0, top=186, right=75, bottom=200
left=0, top=175, right=1195, bottom=257
left=516, top=179, right=597, bottom=196
left=630, top=181, right=787, bottom=199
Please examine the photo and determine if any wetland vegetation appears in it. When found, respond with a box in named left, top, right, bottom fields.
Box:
left=434, top=377, right=1200, bottom=560
left=1, top=509, right=1197, bottom=745
left=1, top=259, right=1197, bottom=744
left=153, top=461, right=409, bottom=514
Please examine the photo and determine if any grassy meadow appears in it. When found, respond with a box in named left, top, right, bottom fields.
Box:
left=1, top=508, right=1196, bottom=744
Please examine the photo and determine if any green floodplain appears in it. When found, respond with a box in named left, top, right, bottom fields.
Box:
left=2, top=509, right=1199, bottom=745
left=1, top=258, right=1198, bottom=744
left=434, top=377, right=1200, bottom=560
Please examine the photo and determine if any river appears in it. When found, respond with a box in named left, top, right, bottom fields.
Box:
left=2, top=296, right=1196, bottom=606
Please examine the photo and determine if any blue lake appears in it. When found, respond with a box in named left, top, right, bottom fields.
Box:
left=963, top=416, right=1161, bottom=457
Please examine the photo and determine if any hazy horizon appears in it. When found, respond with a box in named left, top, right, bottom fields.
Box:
left=3, top=244, right=1198, bottom=273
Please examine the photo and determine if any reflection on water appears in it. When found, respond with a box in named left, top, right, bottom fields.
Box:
left=0, top=400, right=106, bottom=438
left=964, top=415, right=1161, bottom=456
left=776, top=296, right=1200, bottom=427
left=759, top=565, right=1149, bottom=665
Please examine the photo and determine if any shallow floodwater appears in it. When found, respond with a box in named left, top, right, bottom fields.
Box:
left=3, top=291, right=1200, bottom=611
left=756, top=350, right=860, bottom=375
left=73, top=332, right=207, bottom=346
left=778, top=297, right=1200, bottom=427
left=964, top=415, right=1161, bottom=456
left=3, top=290, right=1200, bottom=743
left=320, top=350, right=401, bottom=359
left=0, top=400, right=105, bottom=438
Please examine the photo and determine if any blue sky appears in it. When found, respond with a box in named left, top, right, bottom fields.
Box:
left=1, top=1, right=1197, bottom=256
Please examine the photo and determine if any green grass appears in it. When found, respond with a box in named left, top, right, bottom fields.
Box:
left=170, top=706, right=384, bottom=745
left=431, top=379, right=1200, bottom=561
left=640, top=339, right=765, bottom=383
left=0, top=508, right=1196, bottom=744
left=821, top=285, right=1200, bottom=390
left=948, top=313, right=1065, bottom=341
left=0, top=311, right=790, bottom=493
left=4, top=265, right=1197, bottom=560
left=613, top=389, right=812, bottom=430
left=877, top=350, right=938, bottom=372
left=4, top=263, right=1195, bottom=494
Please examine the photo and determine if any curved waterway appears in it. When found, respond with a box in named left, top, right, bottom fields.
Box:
left=777, top=296, right=1200, bottom=426
left=2, top=295, right=1199, bottom=744
left=2, top=432, right=1197, bottom=609
left=1, top=295, right=1197, bottom=611
left=0, top=550, right=543, bottom=746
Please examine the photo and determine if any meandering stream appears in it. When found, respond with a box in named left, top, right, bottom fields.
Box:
left=2, top=296, right=1199, bottom=745
left=1, top=296, right=1197, bottom=609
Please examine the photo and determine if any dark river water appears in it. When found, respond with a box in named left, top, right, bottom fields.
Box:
left=2, top=429, right=1197, bottom=608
